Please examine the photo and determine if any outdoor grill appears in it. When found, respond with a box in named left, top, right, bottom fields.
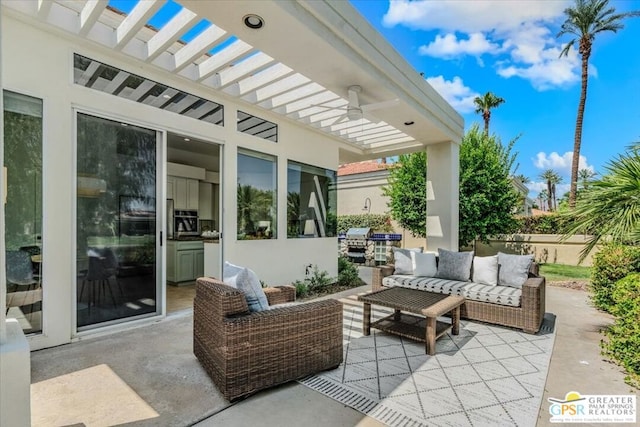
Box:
left=345, top=227, right=372, bottom=263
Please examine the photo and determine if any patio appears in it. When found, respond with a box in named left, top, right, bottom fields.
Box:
left=28, top=271, right=636, bottom=427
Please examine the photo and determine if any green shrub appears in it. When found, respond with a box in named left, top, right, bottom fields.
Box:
left=306, top=265, right=334, bottom=293
left=293, top=280, right=309, bottom=299
left=601, top=273, right=640, bottom=388
left=338, top=256, right=364, bottom=288
left=337, top=214, right=393, bottom=234
left=591, top=244, right=640, bottom=312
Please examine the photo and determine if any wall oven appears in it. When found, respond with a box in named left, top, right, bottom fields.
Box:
left=174, top=210, right=199, bottom=236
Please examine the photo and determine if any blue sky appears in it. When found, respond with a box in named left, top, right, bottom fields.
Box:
left=351, top=0, right=640, bottom=198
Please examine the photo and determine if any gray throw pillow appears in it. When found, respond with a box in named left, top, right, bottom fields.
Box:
left=497, top=252, right=534, bottom=289
left=223, top=262, right=270, bottom=312
left=435, top=248, right=474, bottom=281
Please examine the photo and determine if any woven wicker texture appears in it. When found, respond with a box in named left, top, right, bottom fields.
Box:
left=193, top=277, right=343, bottom=401
left=372, top=263, right=545, bottom=334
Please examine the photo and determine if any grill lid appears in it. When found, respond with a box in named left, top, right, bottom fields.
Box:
left=346, top=227, right=372, bottom=239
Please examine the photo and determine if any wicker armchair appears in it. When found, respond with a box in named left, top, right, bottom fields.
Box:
left=193, top=277, right=343, bottom=401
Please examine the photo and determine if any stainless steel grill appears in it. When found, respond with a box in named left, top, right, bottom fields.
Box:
left=345, top=227, right=372, bottom=263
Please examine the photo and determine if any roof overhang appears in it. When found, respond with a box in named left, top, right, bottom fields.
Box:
left=2, top=0, right=463, bottom=162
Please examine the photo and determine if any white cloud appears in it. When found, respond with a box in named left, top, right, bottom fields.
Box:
left=425, top=75, right=479, bottom=113
left=383, top=0, right=568, bottom=33
left=418, top=33, right=500, bottom=58
left=527, top=181, right=570, bottom=199
left=383, top=0, right=582, bottom=90
left=526, top=181, right=547, bottom=194
left=533, top=151, right=595, bottom=175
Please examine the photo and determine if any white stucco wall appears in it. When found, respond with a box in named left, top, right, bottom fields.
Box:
left=2, top=13, right=340, bottom=348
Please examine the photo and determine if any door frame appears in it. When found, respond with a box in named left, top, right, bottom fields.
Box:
left=72, top=108, right=166, bottom=336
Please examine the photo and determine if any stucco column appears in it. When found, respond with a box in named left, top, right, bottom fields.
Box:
left=0, top=0, right=6, bottom=343
left=0, top=6, right=33, bottom=426
left=426, top=141, right=459, bottom=251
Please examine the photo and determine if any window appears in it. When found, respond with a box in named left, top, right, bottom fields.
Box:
left=237, top=150, right=277, bottom=240
left=3, top=90, right=43, bottom=334
left=287, top=161, right=337, bottom=238
left=237, top=110, right=277, bottom=142
left=73, top=54, right=224, bottom=126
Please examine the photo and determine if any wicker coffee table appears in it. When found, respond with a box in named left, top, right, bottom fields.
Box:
left=358, top=287, right=465, bottom=355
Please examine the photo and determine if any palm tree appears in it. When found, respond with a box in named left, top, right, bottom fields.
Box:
left=557, top=0, right=640, bottom=208
left=539, top=169, right=562, bottom=211
left=473, top=92, right=505, bottom=135
left=578, top=168, right=596, bottom=189
left=515, top=174, right=530, bottom=184
left=562, top=144, right=640, bottom=262
left=538, top=190, right=549, bottom=211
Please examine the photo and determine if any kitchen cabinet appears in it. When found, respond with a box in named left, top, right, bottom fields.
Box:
left=168, top=176, right=199, bottom=210
left=198, top=182, right=214, bottom=220
left=166, top=240, right=204, bottom=284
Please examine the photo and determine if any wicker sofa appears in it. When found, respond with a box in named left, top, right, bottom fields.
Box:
left=193, top=277, right=343, bottom=401
left=372, top=262, right=545, bottom=334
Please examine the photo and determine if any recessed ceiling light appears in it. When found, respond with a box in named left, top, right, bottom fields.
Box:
left=184, top=138, right=190, bottom=142
left=243, top=14, right=264, bottom=29
left=404, top=121, right=415, bottom=126
left=162, top=94, right=171, bottom=99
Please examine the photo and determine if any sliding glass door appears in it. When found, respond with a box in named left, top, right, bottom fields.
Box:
left=76, top=113, right=160, bottom=329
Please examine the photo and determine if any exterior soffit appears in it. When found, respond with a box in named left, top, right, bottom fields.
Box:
left=2, top=0, right=464, bottom=158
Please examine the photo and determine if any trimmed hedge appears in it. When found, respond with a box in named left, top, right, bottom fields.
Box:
left=602, top=273, right=640, bottom=388
left=590, top=244, right=640, bottom=312
left=515, top=214, right=571, bottom=234
left=337, top=214, right=393, bottom=234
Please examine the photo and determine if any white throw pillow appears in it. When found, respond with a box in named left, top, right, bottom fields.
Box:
left=472, top=255, right=499, bottom=286
left=413, top=252, right=437, bottom=277
left=392, top=247, right=423, bottom=275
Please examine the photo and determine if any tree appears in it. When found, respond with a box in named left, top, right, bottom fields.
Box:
left=539, top=169, right=562, bottom=211
left=382, top=152, right=426, bottom=236
left=514, top=174, right=530, bottom=184
left=473, top=92, right=505, bottom=135
left=459, top=125, right=520, bottom=247
left=562, top=144, right=640, bottom=262
left=578, top=168, right=596, bottom=189
left=557, top=0, right=640, bottom=208
left=384, top=125, right=520, bottom=247
left=538, top=190, right=549, bottom=211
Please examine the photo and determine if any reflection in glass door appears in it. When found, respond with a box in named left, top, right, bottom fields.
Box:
left=76, top=113, right=159, bottom=328
left=3, top=90, right=44, bottom=335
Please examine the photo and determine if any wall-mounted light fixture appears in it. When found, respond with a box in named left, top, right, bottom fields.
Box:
left=362, top=197, right=371, bottom=213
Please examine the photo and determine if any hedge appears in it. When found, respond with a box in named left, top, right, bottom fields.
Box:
left=590, top=244, right=640, bottom=312
left=337, top=214, right=393, bottom=234
left=602, top=273, right=640, bottom=388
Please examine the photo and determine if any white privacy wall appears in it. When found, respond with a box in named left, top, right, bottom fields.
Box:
left=3, top=13, right=340, bottom=347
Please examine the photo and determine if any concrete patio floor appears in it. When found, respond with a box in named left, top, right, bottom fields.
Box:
left=28, top=268, right=638, bottom=426
left=195, top=275, right=638, bottom=427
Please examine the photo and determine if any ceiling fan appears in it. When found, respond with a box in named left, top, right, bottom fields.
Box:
left=316, top=85, right=399, bottom=124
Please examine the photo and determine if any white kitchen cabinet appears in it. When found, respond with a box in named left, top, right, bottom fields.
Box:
left=169, top=176, right=199, bottom=211
left=198, top=182, right=213, bottom=220
left=167, top=176, right=175, bottom=201
left=187, top=179, right=199, bottom=210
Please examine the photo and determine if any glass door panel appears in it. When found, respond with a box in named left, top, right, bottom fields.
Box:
left=3, top=90, right=43, bottom=335
left=76, top=113, right=158, bottom=328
